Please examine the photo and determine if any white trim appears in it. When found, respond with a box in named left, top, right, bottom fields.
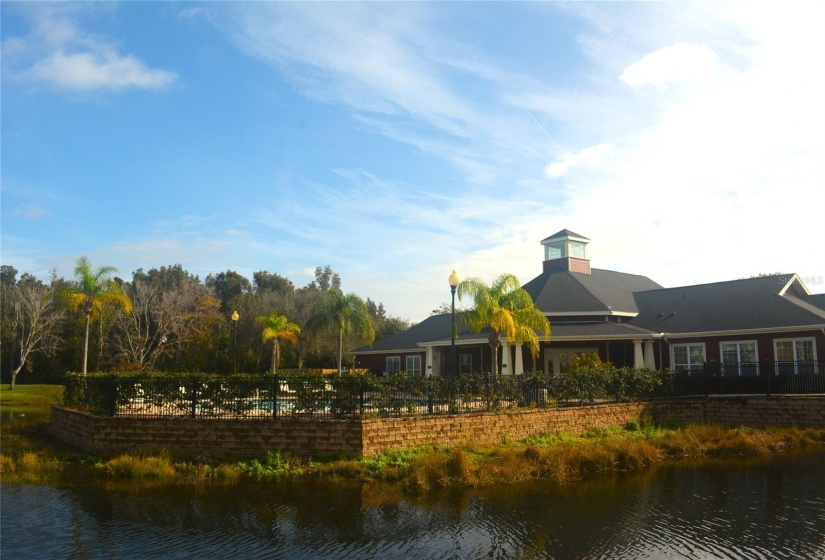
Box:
left=386, top=356, right=401, bottom=374
left=459, top=353, right=472, bottom=375
left=782, top=295, right=825, bottom=319
left=406, top=355, right=422, bottom=376
left=719, top=340, right=759, bottom=376
left=670, top=342, right=706, bottom=374
left=719, top=339, right=758, bottom=361
left=778, top=273, right=810, bottom=296
left=664, top=324, right=825, bottom=339
left=356, top=347, right=422, bottom=355
left=773, top=336, right=817, bottom=361
left=544, top=311, right=638, bottom=318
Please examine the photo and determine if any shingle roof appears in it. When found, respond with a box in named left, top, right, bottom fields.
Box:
left=540, top=229, right=590, bottom=243
left=521, top=266, right=663, bottom=314
left=360, top=314, right=453, bottom=352
left=805, top=293, right=825, bottom=312
left=629, top=275, right=825, bottom=333
left=356, top=271, right=825, bottom=354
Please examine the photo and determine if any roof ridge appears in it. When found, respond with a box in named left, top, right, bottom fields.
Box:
left=638, top=273, right=797, bottom=294
left=567, top=270, right=610, bottom=311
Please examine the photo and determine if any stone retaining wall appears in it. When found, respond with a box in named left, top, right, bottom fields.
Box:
left=49, top=396, right=825, bottom=459
left=49, top=406, right=364, bottom=459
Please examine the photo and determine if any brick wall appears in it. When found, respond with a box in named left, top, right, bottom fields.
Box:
left=646, top=395, right=825, bottom=428
left=49, top=406, right=364, bottom=459
left=49, top=396, right=825, bottom=459
left=361, top=403, right=647, bottom=455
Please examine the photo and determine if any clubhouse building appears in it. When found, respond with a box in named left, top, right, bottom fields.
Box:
left=354, top=230, right=825, bottom=377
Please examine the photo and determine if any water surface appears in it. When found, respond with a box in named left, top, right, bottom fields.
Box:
left=2, top=451, right=824, bottom=559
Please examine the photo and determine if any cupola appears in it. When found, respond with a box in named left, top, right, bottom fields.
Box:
left=541, top=229, right=591, bottom=274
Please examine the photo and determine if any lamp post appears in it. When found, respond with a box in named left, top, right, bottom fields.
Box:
left=448, top=270, right=460, bottom=377
left=231, top=311, right=239, bottom=374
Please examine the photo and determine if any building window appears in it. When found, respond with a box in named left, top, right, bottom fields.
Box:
left=720, top=341, right=758, bottom=376
left=569, top=241, right=586, bottom=259
left=459, top=354, right=472, bottom=375
left=386, top=356, right=400, bottom=375
left=406, top=355, right=421, bottom=376
left=774, top=338, right=816, bottom=375
left=545, top=242, right=564, bottom=260
left=672, top=344, right=705, bottom=375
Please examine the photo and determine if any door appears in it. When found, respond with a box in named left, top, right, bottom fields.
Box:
left=544, top=348, right=598, bottom=374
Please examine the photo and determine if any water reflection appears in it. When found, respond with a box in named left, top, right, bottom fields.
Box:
left=2, top=451, right=824, bottom=559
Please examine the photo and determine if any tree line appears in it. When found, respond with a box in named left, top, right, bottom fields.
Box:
left=0, top=260, right=411, bottom=388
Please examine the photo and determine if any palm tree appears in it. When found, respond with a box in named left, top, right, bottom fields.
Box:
left=256, top=310, right=301, bottom=373
left=305, top=289, right=375, bottom=375
left=64, top=257, right=132, bottom=374
left=457, top=273, right=550, bottom=376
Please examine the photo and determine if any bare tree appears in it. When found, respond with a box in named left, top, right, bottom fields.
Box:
left=114, top=269, right=222, bottom=371
left=8, top=275, right=64, bottom=388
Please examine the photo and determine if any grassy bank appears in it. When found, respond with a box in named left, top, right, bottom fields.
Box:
left=2, top=385, right=824, bottom=490
left=1, top=383, right=63, bottom=409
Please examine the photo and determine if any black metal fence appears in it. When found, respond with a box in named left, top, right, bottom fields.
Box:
left=671, top=361, right=824, bottom=397
left=63, top=362, right=824, bottom=420
left=64, top=372, right=558, bottom=420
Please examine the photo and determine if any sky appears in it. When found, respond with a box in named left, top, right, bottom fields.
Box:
left=2, top=1, right=824, bottom=323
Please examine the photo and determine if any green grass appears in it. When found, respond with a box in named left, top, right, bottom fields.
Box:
left=0, top=384, right=64, bottom=408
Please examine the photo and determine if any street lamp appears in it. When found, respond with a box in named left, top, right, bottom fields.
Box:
left=449, top=270, right=460, bottom=377
left=231, top=311, right=239, bottom=374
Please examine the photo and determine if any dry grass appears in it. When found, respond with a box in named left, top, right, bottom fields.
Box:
left=393, top=423, right=825, bottom=491
left=0, top=451, right=63, bottom=484
left=100, top=451, right=178, bottom=479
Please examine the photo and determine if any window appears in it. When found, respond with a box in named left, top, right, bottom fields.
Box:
left=386, top=356, right=400, bottom=375
left=672, top=344, right=705, bottom=375
left=459, top=354, right=472, bottom=375
left=569, top=242, right=586, bottom=259
left=720, top=341, right=758, bottom=376
left=774, top=338, right=816, bottom=375
left=545, top=242, right=564, bottom=260
left=406, top=355, right=421, bottom=376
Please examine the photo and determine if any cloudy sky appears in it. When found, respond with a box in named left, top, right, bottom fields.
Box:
left=2, top=1, right=823, bottom=322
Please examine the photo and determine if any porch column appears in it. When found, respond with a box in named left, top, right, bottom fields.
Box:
left=633, top=339, right=644, bottom=368
left=644, top=340, right=656, bottom=369
left=426, top=346, right=435, bottom=377
left=514, top=343, right=524, bottom=375
left=501, top=342, right=512, bottom=375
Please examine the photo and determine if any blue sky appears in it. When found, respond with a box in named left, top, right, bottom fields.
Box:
left=2, top=1, right=824, bottom=322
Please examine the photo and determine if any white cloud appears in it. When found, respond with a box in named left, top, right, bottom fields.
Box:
left=12, top=203, right=51, bottom=220
left=544, top=144, right=613, bottom=179
left=620, top=42, right=717, bottom=88
left=3, top=6, right=177, bottom=92
left=24, top=49, right=176, bottom=91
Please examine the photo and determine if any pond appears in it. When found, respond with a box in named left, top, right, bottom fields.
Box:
left=2, top=450, right=824, bottom=559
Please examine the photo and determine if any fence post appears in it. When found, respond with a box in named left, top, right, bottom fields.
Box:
left=359, top=375, right=365, bottom=417
left=763, top=360, right=771, bottom=397
left=108, top=374, right=117, bottom=417
left=190, top=376, right=198, bottom=419
left=704, top=362, right=709, bottom=398
left=486, top=373, right=491, bottom=412
left=273, top=375, right=279, bottom=419
left=427, top=378, right=433, bottom=414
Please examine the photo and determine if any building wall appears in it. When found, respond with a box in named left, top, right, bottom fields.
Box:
left=663, top=329, right=825, bottom=368
left=49, top=396, right=825, bottom=459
